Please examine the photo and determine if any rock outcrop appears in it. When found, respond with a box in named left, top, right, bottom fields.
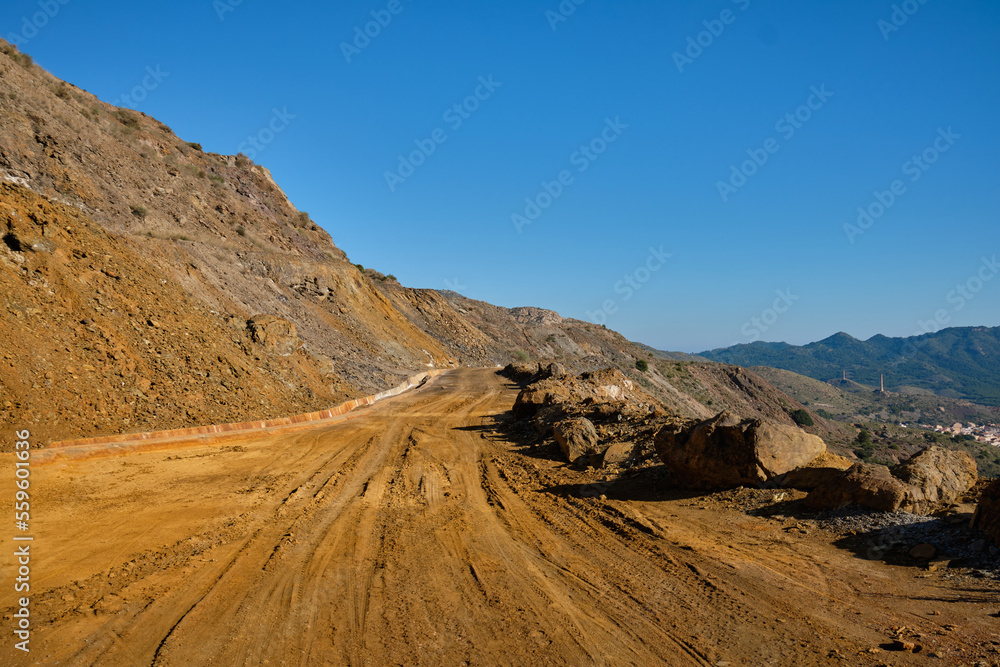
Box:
left=806, top=447, right=978, bottom=514
left=892, top=446, right=978, bottom=510
left=247, top=315, right=300, bottom=356
left=972, top=479, right=1000, bottom=548
left=654, top=411, right=826, bottom=489
left=804, top=463, right=912, bottom=512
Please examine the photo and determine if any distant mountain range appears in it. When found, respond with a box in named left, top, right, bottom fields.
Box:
left=699, top=326, right=1000, bottom=406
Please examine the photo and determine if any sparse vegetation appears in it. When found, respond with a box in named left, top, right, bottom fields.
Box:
left=1, top=44, right=33, bottom=69
left=130, top=205, right=148, bottom=220
left=187, top=142, right=203, bottom=151
left=114, top=109, right=140, bottom=128
left=635, top=359, right=649, bottom=372
left=513, top=350, right=530, bottom=363
left=236, top=226, right=246, bottom=237
left=53, top=83, right=70, bottom=99
left=158, top=123, right=173, bottom=135
left=235, top=153, right=251, bottom=168
left=209, top=173, right=225, bottom=185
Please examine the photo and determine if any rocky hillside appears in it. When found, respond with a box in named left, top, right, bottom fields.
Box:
left=0, top=40, right=845, bottom=446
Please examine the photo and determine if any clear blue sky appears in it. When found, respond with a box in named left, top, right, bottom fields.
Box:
left=3, top=0, right=998, bottom=352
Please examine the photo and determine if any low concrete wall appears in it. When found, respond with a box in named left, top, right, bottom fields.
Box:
left=36, top=369, right=447, bottom=464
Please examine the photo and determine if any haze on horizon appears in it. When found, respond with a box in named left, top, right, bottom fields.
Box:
left=3, top=0, right=997, bottom=353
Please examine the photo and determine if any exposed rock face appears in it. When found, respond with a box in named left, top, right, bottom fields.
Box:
left=972, top=479, right=1000, bottom=548
left=247, top=315, right=299, bottom=356
left=654, top=411, right=826, bottom=489
left=781, top=452, right=854, bottom=490
left=805, top=447, right=977, bottom=514
left=553, top=418, right=603, bottom=464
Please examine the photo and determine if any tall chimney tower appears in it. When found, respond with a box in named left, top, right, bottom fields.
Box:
left=881, top=374, right=884, bottom=392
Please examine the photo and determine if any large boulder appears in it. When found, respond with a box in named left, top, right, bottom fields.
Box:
left=553, top=418, right=605, bottom=464
left=654, top=411, right=826, bottom=489
left=512, top=382, right=570, bottom=418
left=511, top=368, right=639, bottom=420
left=804, top=463, right=911, bottom=512
left=781, top=452, right=854, bottom=490
left=805, top=447, right=978, bottom=514
left=892, top=446, right=977, bottom=511
left=501, top=363, right=540, bottom=383
left=973, top=479, right=1000, bottom=548
left=247, top=315, right=299, bottom=356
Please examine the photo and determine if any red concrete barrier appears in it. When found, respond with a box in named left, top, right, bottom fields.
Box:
left=35, top=369, right=447, bottom=464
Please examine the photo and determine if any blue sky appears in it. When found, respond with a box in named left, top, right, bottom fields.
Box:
left=3, top=0, right=998, bottom=352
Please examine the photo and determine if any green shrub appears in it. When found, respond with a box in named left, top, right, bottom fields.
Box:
left=513, top=350, right=530, bottom=363
left=635, top=359, right=649, bottom=372
left=130, top=205, right=148, bottom=220
left=236, top=226, right=246, bottom=237
left=114, top=109, right=140, bottom=128
left=790, top=409, right=814, bottom=427
left=187, top=142, right=203, bottom=151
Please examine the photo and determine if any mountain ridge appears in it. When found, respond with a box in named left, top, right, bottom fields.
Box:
left=700, top=326, right=1000, bottom=405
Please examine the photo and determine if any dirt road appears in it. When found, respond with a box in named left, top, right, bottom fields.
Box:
left=4, top=369, right=998, bottom=665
